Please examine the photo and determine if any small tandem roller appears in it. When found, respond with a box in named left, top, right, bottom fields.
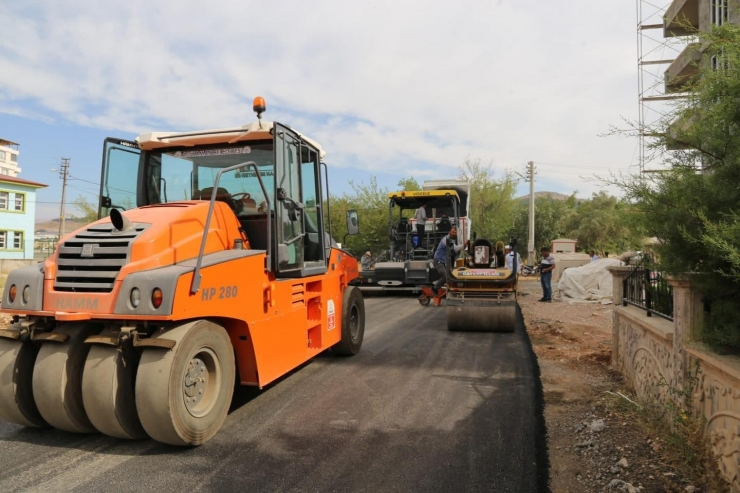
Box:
left=445, top=236, right=518, bottom=332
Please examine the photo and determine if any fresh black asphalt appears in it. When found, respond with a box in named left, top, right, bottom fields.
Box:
left=0, top=296, right=548, bottom=492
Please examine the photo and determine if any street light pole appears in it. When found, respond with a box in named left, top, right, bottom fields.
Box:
left=57, top=158, right=70, bottom=240
left=526, top=161, right=536, bottom=266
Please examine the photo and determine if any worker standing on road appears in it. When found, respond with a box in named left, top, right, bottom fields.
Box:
left=589, top=250, right=600, bottom=262
left=505, top=245, right=522, bottom=273
left=361, top=251, right=373, bottom=271
left=431, top=227, right=468, bottom=295
left=414, top=202, right=427, bottom=248
left=539, top=246, right=556, bottom=302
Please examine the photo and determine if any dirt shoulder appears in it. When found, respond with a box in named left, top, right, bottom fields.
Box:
left=518, top=279, right=706, bottom=492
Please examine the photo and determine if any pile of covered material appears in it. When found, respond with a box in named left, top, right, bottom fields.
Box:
left=556, top=258, right=624, bottom=303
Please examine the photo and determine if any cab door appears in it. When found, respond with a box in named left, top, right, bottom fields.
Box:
left=274, top=124, right=306, bottom=276
left=98, top=138, right=141, bottom=218
left=273, top=123, right=327, bottom=278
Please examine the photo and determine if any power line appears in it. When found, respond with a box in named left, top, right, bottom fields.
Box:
left=533, top=161, right=631, bottom=171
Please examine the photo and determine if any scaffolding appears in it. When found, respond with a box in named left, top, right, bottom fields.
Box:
left=636, top=0, right=689, bottom=172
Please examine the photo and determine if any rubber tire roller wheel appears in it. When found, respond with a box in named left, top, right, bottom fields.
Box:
left=418, top=295, right=431, bottom=307
left=135, top=320, right=235, bottom=446
left=33, top=323, right=100, bottom=433
left=333, top=286, right=365, bottom=356
left=82, top=328, right=147, bottom=440
left=0, top=338, right=48, bottom=428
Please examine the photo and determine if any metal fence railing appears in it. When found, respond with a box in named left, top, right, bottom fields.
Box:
left=34, top=238, right=58, bottom=261
left=622, top=258, right=674, bottom=321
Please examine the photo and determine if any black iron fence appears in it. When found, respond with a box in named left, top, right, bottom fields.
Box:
left=622, top=259, right=674, bottom=321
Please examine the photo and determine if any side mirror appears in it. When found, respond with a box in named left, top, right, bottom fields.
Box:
left=346, top=210, right=360, bottom=235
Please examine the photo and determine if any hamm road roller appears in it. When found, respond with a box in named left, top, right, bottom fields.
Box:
left=445, top=236, right=518, bottom=332
left=0, top=98, right=365, bottom=445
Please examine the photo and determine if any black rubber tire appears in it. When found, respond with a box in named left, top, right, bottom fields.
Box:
left=418, top=295, right=431, bottom=307
left=0, top=338, right=48, bottom=428
left=33, top=323, right=100, bottom=433
left=333, top=287, right=365, bottom=356
left=82, top=328, right=147, bottom=440
left=135, top=320, right=235, bottom=446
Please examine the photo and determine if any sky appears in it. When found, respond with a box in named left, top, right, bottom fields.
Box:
left=0, top=0, right=645, bottom=220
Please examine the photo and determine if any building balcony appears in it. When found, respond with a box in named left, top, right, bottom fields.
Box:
left=664, top=43, right=701, bottom=92
left=664, top=0, right=700, bottom=37
left=665, top=109, right=700, bottom=150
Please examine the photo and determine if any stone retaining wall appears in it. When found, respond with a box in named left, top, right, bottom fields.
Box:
left=609, top=266, right=740, bottom=491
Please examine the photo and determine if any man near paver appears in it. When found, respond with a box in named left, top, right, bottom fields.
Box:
left=539, top=246, right=556, bottom=302
left=361, top=251, right=373, bottom=271
left=505, top=245, right=522, bottom=272
left=414, top=202, right=427, bottom=248
left=589, top=250, right=600, bottom=262
left=431, top=227, right=468, bottom=295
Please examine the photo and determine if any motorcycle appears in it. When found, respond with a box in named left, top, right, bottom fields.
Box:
left=520, top=264, right=540, bottom=277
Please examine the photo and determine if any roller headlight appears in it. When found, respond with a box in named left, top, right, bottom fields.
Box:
left=22, top=285, right=30, bottom=304
left=130, top=288, right=141, bottom=308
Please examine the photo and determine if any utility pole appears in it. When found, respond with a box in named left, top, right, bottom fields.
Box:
left=526, top=161, right=536, bottom=266
left=57, top=158, right=70, bottom=240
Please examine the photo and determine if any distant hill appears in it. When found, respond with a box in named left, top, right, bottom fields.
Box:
left=516, top=191, right=571, bottom=202
left=35, top=218, right=90, bottom=236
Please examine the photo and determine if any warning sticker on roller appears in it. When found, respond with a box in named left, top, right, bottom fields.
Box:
left=327, top=300, right=336, bottom=330
left=458, top=269, right=503, bottom=277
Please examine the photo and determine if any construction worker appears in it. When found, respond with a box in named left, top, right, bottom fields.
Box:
left=414, top=202, right=427, bottom=248
left=361, top=251, right=373, bottom=271
left=431, top=227, right=468, bottom=295
left=505, top=245, right=522, bottom=272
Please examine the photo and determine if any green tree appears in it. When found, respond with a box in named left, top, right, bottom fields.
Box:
left=511, top=195, right=574, bottom=254
left=559, top=192, right=643, bottom=254
left=396, top=177, right=421, bottom=191
left=458, top=157, right=519, bottom=241
left=611, top=23, right=740, bottom=278
left=72, top=195, right=99, bottom=224
left=326, top=176, right=392, bottom=257
left=609, top=23, right=740, bottom=348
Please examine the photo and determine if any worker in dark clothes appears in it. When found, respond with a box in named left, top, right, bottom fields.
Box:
left=431, top=227, right=468, bottom=295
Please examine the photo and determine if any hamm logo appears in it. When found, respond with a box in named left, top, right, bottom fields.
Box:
left=56, top=297, right=99, bottom=311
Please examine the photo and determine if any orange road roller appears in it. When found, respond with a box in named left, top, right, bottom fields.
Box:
left=0, top=98, right=365, bottom=445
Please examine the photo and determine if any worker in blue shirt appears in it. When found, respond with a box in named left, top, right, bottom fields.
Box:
left=431, top=227, right=468, bottom=295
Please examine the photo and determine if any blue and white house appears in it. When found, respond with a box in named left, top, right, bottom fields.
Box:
left=0, top=174, right=47, bottom=260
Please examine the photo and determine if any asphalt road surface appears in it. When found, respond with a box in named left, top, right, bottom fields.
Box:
left=0, top=296, right=548, bottom=493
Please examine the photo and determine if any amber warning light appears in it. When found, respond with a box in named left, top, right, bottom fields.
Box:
left=253, top=97, right=266, bottom=117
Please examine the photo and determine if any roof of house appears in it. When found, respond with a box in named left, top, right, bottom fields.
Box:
left=0, top=139, right=19, bottom=147
left=0, top=175, right=48, bottom=189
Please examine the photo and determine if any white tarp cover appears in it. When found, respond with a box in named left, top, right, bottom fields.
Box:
left=557, top=258, right=624, bottom=304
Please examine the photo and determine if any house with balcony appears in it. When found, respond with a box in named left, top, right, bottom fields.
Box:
left=0, top=175, right=47, bottom=260
left=664, top=0, right=738, bottom=91
left=661, top=0, right=738, bottom=150
left=0, top=139, right=21, bottom=178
